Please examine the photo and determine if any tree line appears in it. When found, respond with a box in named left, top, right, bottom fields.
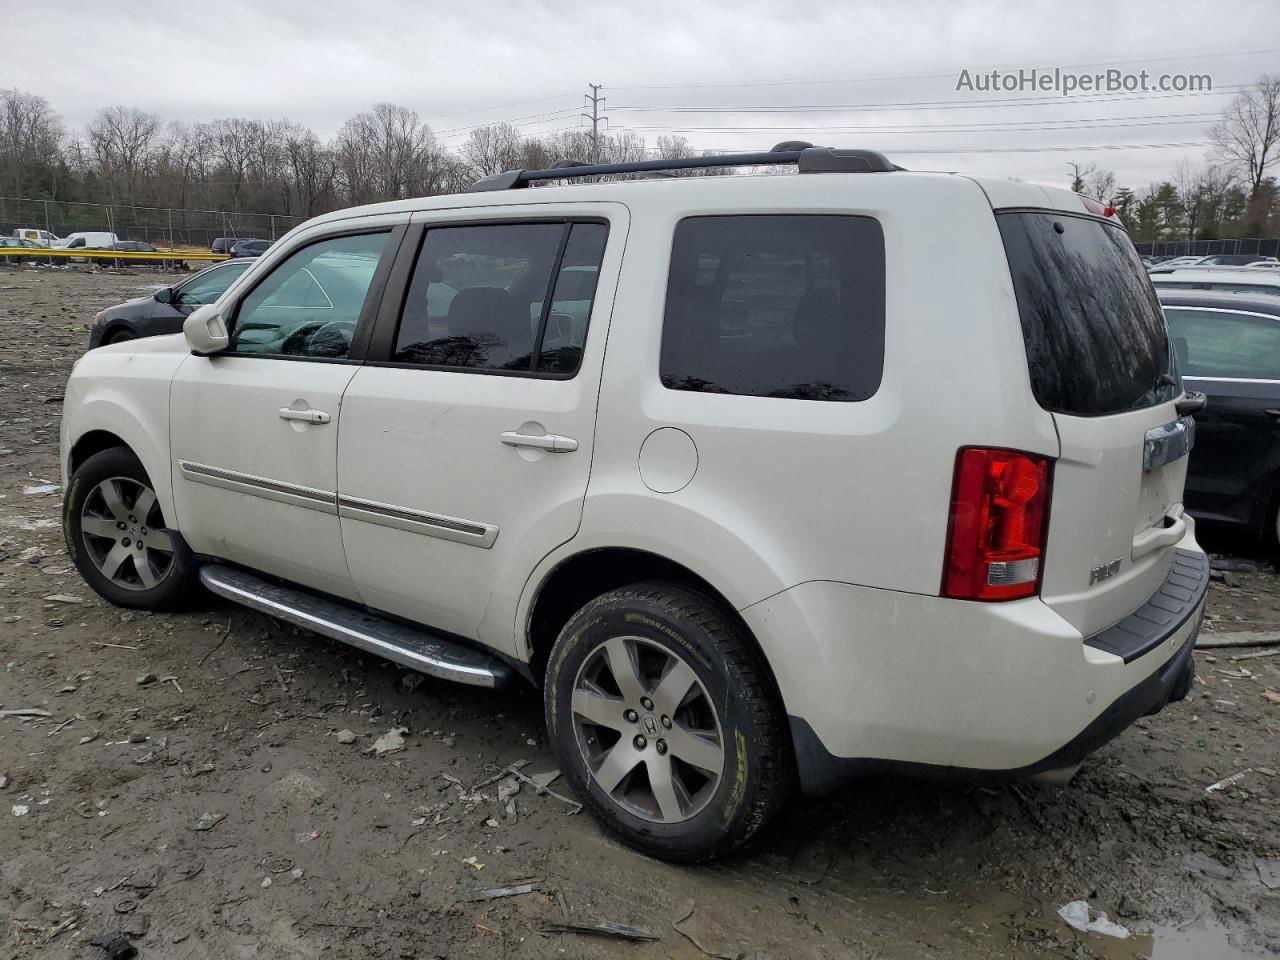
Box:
left=0, top=93, right=705, bottom=221
left=1, top=76, right=1277, bottom=244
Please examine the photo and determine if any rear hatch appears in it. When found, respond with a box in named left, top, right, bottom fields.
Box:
left=997, top=206, right=1189, bottom=637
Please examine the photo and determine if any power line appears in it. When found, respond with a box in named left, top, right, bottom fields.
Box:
left=609, top=44, right=1279, bottom=91
left=610, top=113, right=1220, bottom=136
left=420, top=89, right=579, bottom=124
left=610, top=85, right=1247, bottom=116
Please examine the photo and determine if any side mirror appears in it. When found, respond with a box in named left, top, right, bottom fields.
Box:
left=154, top=286, right=173, bottom=304
left=183, top=304, right=230, bottom=355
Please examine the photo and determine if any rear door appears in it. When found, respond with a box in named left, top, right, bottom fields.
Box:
left=335, top=205, right=625, bottom=655
left=1164, top=305, right=1280, bottom=530
left=998, top=210, right=1191, bottom=636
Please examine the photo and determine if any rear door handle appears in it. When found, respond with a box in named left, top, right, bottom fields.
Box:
left=500, top=431, right=578, bottom=453
left=278, top=407, right=331, bottom=425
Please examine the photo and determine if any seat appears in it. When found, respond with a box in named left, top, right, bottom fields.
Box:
left=444, top=287, right=533, bottom=369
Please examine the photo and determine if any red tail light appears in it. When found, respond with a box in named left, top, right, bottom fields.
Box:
left=943, top=447, right=1053, bottom=601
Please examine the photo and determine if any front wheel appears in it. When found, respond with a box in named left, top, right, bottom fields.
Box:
left=63, top=447, right=198, bottom=610
left=544, top=581, right=792, bottom=862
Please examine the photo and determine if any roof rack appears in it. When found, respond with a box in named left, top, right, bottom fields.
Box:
left=465, top=142, right=898, bottom=192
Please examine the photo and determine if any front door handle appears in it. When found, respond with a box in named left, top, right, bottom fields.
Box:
left=500, top=431, right=578, bottom=453
left=278, top=407, right=331, bottom=425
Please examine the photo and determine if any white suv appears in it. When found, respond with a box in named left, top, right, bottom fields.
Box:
left=60, top=146, right=1208, bottom=861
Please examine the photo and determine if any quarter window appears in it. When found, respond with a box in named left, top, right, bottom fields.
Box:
left=227, top=232, right=390, bottom=360
left=393, top=221, right=609, bottom=374
left=660, top=215, right=885, bottom=402
left=1164, top=308, right=1280, bottom=380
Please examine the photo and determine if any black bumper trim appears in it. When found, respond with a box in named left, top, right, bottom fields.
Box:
left=790, top=607, right=1203, bottom=796
left=1083, top=548, right=1208, bottom=664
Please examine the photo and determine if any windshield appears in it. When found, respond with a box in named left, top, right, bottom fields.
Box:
left=998, top=210, right=1178, bottom=417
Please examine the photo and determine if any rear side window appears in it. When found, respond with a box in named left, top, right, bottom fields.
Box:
left=393, top=221, right=608, bottom=375
left=1164, top=308, right=1280, bottom=379
left=660, top=215, right=885, bottom=402
left=998, top=211, right=1177, bottom=416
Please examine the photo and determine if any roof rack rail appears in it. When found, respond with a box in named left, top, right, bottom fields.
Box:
left=465, top=142, right=898, bottom=192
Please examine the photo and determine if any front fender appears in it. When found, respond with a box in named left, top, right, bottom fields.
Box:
left=62, top=346, right=185, bottom=524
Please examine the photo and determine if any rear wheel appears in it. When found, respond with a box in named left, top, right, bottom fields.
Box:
left=544, top=581, right=792, bottom=862
left=64, top=447, right=198, bottom=610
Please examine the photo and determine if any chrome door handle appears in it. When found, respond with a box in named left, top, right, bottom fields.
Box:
left=500, top=431, right=578, bottom=453
left=278, top=407, right=331, bottom=425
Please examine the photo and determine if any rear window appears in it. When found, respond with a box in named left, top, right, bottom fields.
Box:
left=998, top=211, right=1177, bottom=416
left=660, top=215, right=885, bottom=402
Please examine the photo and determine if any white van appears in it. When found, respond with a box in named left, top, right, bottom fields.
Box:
left=59, top=144, right=1207, bottom=861
left=54, top=231, right=119, bottom=250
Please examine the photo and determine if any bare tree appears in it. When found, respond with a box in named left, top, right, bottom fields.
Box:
left=1211, top=75, right=1280, bottom=203
left=1083, top=167, right=1117, bottom=204
left=463, top=123, right=522, bottom=178
left=0, top=88, right=64, bottom=199
left=86, top=106, right=161, bottom=206
left=1067, top=160, right=1097, bottom=194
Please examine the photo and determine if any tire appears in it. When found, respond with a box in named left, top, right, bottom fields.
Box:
left=544, top=581, right=792, bottom=862
left=105, top=329, right=137, bottom=345
left=63, top=447, right=198, bottom=610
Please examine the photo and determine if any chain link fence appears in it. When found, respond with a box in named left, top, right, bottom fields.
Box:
left=0, top=196, right=307, bottom=250
left=1135, top=237, right=1280, bottom=258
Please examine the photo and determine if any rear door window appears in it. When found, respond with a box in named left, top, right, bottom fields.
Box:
left=660, top=215, right=885, bottom=402
left=998, top=211, right=1177, bottom=416
left=1164, top=308, right=1280, bottom=380
left=393, top=221, right=608, bottom=375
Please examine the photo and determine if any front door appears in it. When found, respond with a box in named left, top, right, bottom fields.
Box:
left=170, top=226, right=401, bottom=600
left=336, top=207, right=626, bottom=653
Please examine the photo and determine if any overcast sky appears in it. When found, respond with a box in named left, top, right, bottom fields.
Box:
left=6, top=0, right=1279, bottom=190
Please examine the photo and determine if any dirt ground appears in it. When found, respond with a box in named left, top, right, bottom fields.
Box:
left=1, top=266, right=1279, bottom=960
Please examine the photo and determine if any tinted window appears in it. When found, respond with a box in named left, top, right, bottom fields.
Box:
left=177, top=261, right=251, bottom=305
left=228, top=232, right=389, bottom=359
left=393, top=221, right=608, bottom=374
left=660, top=216, right=885, bottom=402
left=1164, top=308, right=1280, bottom=380
left=998, top=211, right=1176, bottom=416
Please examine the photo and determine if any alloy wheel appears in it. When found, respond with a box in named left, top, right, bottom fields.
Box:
left=80, top=477, right=175, bottom=591
left=571, top=636, right=724, bottom=823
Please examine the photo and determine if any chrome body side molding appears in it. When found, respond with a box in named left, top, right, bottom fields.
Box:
left=338, top=495, right=498, bottom=549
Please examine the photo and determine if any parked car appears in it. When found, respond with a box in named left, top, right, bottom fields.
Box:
left=10, top=227, right=61, bottom=247
left=1149, top=256, right=1204, bottom=271
left=112, top=240, right=158, bottom=252
left=55, top=231, right=119, bottom=250
left=60, top=146, right=1206, bottom=861
left=0, top=236, right=43, bottom=260
left=1159, top=288, right=1280, bottom=545
left=1194, top=254, right=1278, bottom=266
left=229, top=238, right=271, bottom=258
left=1149, top=267, right=1280, bottom=296
left=88, top=258, right=254, bottom=348
left=211, top=237, right=238, bottom=255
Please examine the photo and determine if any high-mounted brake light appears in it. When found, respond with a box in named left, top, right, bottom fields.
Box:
left=942, top=447, right=1053, bottom=602
left=1077, top=194, right=1117, bottom=219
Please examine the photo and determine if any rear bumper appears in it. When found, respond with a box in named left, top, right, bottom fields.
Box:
left=740, top=533, right=1207, bottom=796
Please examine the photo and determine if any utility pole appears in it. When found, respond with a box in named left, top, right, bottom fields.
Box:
left=582, top=84, right=607, bottom=163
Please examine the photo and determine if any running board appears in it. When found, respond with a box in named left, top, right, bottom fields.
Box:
left=198, top=564, right=512, bottom=688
